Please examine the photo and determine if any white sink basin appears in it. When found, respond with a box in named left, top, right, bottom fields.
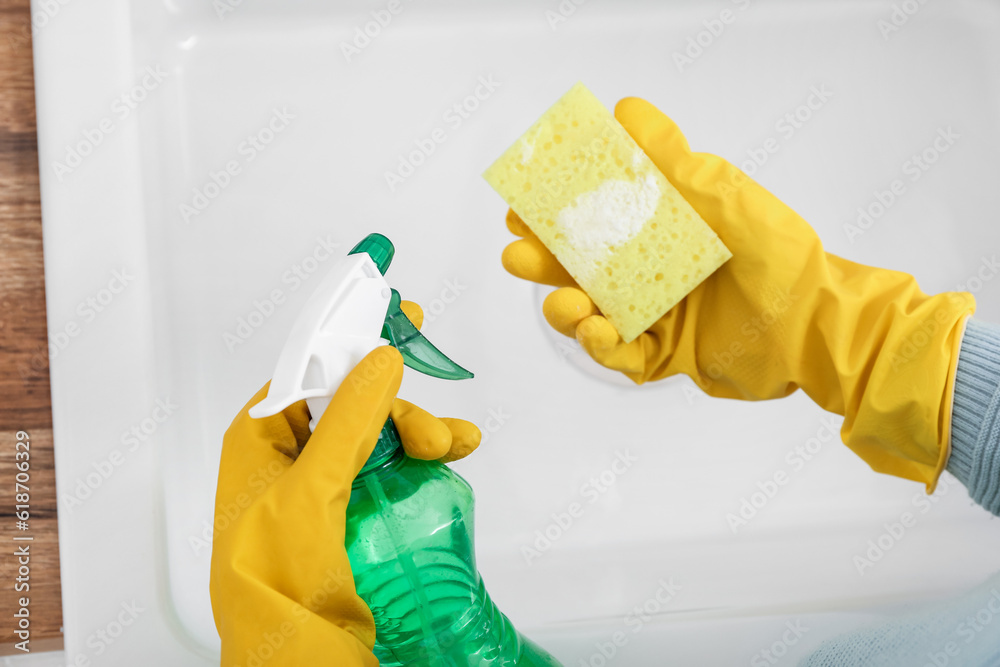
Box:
left=31, top=0, right=1000, bottom=664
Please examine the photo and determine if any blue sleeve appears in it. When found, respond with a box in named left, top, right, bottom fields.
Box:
left=946, top=318, right=1000, bottom=514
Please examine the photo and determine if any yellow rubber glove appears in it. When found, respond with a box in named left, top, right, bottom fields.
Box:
left=210, top=303, right=481, bottom=666
left=502, top=97, right=974, bottom=492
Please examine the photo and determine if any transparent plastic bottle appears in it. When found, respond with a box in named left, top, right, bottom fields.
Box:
left=345, top=422, right=561, bottom=666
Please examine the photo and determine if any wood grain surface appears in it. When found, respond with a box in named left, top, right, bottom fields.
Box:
left=0, top=0, right=65, bottom=655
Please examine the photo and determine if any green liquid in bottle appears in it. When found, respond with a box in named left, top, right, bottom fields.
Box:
left=345, top=428, right=561, bottom=666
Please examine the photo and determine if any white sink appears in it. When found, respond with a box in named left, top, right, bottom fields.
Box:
left=31, top=0, right=1000, bottom=664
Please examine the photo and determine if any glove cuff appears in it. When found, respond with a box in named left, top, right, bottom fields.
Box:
left=946, top=318, right=1000, bottom=512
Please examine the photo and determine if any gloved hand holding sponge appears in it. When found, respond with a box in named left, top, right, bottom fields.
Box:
left=486, top=83, right=984, bottom=496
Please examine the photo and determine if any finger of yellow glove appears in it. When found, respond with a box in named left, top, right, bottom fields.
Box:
left=505, top=208, right=532, bottom=237
left=614, top=97, right=694, bottom=176
left=502, top=237, right=577, bottom=287
left=400, top=299, right=424, bottom=330
left=437, top=418, right=482, bottom=464
left=614, top=97, right=732, bottom=212
left=293, top=346, right=404, bottom=489
left=576, top=315, right=647, bottom=376
left=543, top=287, right=601, bottom=338
left=614, top=95, right=802, bottom=251
left=391, top=398, right=453, bottom=461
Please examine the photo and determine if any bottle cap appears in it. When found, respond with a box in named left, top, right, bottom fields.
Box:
left=349, top=233, right=394, bottom=276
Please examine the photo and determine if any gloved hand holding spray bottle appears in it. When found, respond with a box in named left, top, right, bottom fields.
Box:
left=250, top=233, right=561, bottom=666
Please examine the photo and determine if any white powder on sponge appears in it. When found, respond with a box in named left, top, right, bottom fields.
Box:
left=556, top=174, right=661, bottom=276
left=520, top=139, right=535, bottom=165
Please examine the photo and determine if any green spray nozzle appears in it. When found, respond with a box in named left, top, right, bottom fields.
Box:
left=382, top=290, right=474, bottom=380
left=348, top=234, right=474, bottom=381
left=350, top=233, right=395, bottom=275
left=347, top=233, right=473, bottom=470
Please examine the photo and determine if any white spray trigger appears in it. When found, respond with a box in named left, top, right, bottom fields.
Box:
left=249, top=253, right=391, bottom=431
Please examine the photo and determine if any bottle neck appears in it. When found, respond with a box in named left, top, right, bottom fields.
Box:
left=357, top=418, right=404, bottom=478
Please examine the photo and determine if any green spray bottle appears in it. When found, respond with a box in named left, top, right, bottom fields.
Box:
left=251, top=234, right=561, bottom=666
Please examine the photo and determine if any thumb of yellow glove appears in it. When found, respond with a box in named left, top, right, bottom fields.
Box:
left=504, top=97, right=974, bottom=491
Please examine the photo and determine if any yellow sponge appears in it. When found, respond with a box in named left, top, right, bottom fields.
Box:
left=483, top=83, right=731, bottom=343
